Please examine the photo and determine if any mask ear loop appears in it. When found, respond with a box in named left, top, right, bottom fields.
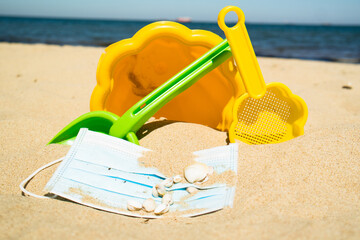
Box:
left=19, top=157, right=64, bottom=199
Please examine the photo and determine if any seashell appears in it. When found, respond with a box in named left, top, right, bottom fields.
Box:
left=161, top=177, right=174, bottom=188
left=154, top=203, right=170, bottom=215
left=162, top=193, right=174, bottom=205
left=127, top=200, right=142, bottom=211
left=184, top=163, right=209, bottom=183
left=198, top=175, right=209, bottom=184
left=142, top=198, right=156, bottom=212
left=186, top=186, right=199, bottom=194
left=342, top=83, right=352, bottom=90
left=155, top=184, right=166, bottom=197
left=173, top=175, right=182, bottom=183
left=152, top=186, right=159, bottom=198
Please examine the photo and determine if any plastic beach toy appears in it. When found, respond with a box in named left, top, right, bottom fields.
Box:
left=229, top=83, right=308, bottom=144
left=90, top=21, right=243, bottom=131
left=49, top=6, right=307, bottom=146
left=218, top=6, right=308, bottom=144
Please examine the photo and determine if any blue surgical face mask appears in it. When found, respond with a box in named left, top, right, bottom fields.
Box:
left=39, top=128, right=238, bottom=218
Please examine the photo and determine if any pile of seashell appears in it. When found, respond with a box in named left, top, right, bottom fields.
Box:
left=127, top=163, right=214, bottom=216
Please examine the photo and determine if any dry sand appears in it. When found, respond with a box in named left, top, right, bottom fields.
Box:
left=0, top=42, right=359, bottom=239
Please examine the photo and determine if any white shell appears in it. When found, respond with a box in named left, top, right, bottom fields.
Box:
left=154, top=203, right=170, bottom=215
left=198, top=175, right=209, bottom=184
left=152, top=186, right=159, bottom=198
left=161, top=177, right=174, bottom=188
left=186, top=186, right=198, bottom=194
left=155, top=184, right=166, bottom=197
left=173, top=175, right=182, bottom=183
left=127, top=200, right=142, bottom=211
left=142, top=198, right=156, bottom=212
left=162, top=193, right=174, bottom=205
left=184, top=163, right=209, bottom=183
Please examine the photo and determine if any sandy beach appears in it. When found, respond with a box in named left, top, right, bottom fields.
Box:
left=0, top=42, right=359, bottom=239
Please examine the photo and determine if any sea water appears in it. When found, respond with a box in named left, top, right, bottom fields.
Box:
left=0, top=16, right=359, bottom=63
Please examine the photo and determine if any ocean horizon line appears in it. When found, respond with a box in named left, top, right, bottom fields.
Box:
left=1, top=14, right=359, bottom=27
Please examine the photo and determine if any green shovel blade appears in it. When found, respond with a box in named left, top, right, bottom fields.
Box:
left=48, top=111, right=120, bottom=145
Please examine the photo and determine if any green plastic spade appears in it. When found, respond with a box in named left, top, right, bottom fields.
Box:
left=49, top=40, right=232, bottom=145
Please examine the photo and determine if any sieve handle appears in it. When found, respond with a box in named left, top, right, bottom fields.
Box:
left=218, top=6, right=266, bottom=99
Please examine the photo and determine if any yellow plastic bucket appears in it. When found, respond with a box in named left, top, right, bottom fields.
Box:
left=90, top=21, right=245, bottom=131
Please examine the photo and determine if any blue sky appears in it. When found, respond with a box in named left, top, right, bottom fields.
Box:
left=0, top=0, right=359, bottom=25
